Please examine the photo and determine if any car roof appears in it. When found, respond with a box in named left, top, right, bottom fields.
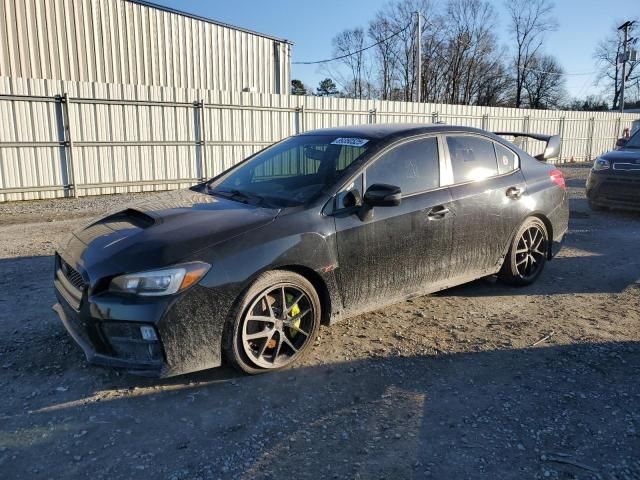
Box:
left=298, top=123, right=490, bottom=141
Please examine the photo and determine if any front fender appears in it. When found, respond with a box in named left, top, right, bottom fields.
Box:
left=196, top=211, right=343, bottom=321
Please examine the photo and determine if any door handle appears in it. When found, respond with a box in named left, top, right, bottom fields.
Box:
left=427, top=205, right=450, bottom=219
left=506, top=186, right=524, bottom=199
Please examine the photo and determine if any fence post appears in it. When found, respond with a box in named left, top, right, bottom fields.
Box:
left=431, top=112, right=438, bottom=123
left=481, top=114, right=489, bottom=131
left=196, top=99, right=207, bottom=182
left=295, top=106, right=305, bottom=134
left=61, top=93, right=78, bottom=198
left=586, top=117, right=595, bottom=162
left=54, top=95, right=71, bottom=197
left=369, top=108, right=377, bottom=124
left=522, top=116, right=530, bottom=152
left=557, top=117, right=566, bottom=163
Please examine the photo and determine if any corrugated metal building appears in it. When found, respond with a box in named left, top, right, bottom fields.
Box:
left=0, top=0, right=292, bottom=94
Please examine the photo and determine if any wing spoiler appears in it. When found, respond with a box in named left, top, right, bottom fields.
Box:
left=494, top=132, right=561, bottom=161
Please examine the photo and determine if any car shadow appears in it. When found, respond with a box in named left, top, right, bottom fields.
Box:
left=1, top=342, right=638, bottom=479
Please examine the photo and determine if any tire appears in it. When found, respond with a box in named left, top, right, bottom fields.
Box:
left=223, top=270, right=321, bottom=375
left=498, top=217, right=549, bottom=286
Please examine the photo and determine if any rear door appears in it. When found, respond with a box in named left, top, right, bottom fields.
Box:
left=444, top=134, right=528, bottom=279
left=333, top=136, right=454, bottom=313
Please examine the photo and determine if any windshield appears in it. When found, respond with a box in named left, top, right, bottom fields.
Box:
left=207, top=135, right=374, bottom=207
left=626, top=131, right=640, bottom=149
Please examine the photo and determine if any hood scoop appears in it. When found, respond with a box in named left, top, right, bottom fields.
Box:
left=98, top=208, right=156, bottom=229
left=75, top=208, right=156, bottom=245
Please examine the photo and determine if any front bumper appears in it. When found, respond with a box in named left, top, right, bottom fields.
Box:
left=53, top=302, right=165, bottom=376
left=53, top=255, right=228, bottom=378
left=587, top=170, right=640, bottom=211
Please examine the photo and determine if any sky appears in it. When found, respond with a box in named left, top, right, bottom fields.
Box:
left=150, top=0, right=639, bottom=100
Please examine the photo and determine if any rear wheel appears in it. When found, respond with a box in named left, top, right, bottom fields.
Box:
left=498, top=217, right=548, bottom=286
left=224, top=270, right=321, bottom=374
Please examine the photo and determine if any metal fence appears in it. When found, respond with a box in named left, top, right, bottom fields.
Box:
left=1, top=76, right=639, bottom=202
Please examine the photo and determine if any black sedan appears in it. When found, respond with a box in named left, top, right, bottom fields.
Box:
left=586, top=130, right=640, bottom=211
left=53, top=124, right=569, bottom=376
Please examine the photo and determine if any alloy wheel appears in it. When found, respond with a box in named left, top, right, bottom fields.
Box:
left=241, top=283, right=315, bottom=369
left=514, top=225, right=547, bottom=280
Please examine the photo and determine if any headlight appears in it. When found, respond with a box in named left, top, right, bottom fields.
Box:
left=593, top=158, right=610, bottom=171
left=109, top=262, right=210, bottom=296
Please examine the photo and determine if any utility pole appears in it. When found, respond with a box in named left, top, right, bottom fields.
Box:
left=415, top=11, right=421, bottom=103
left=618, top=20, right=635, bottom=113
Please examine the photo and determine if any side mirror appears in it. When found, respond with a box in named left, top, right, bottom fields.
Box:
left=363, top=184, right=402, bottom=207
left=342, top=189, right=362, bottom=209
left=616, top=137, right=628, bottom=149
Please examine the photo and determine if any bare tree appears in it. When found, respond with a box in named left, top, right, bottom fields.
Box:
left=476, top=61, right=512, bottom=106
left=522, top=54, right=565, bottom=108
left=564, top=95, right=609, bottom=111
left=440, top=0, right=506, bottom=105
left=504, top=0, right=557, bottom=107
left=381, top=0, right=433, bottom=101
left=420, top=12, right=449, bottom=103
left=332, top=28, right=370, bottom=99
left=593, top=22, right=639, bottom=109
left=368, top=14, right=400, bottom=100
left=324, top=0, right=559, bottom=108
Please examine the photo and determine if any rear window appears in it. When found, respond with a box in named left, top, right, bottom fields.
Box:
left=447, top=135, right=499, bottom=183
left=494, top=143, right=518, bottom=174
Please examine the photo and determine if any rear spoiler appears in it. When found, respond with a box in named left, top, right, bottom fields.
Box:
left=494, top=132, right=561, bottom=161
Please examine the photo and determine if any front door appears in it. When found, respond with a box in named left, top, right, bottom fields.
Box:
left=332, top=136, right=454, bottom=315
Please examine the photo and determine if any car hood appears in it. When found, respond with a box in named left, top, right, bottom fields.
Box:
left=57, top=189, right=279, bottom=278
left=600, top=149, right=640, bottom=163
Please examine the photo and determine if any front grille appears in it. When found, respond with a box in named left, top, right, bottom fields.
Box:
left=613, top=163, right=640, bottom=171
left=599, top=178, right=640, bottom=206
left=60, top=260, right=86, bottom=291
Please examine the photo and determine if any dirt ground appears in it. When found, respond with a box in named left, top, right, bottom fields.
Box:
left=1, top=164, right=639, bottom=480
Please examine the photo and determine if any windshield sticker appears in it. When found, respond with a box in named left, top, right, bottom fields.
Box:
left=331, top=137, right=369, bottom=147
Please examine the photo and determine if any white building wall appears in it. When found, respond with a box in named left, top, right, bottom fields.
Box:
left=0, top=0, right=291, bottom=94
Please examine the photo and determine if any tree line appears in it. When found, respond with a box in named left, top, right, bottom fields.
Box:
left=291, top=0, right=639, bottom=111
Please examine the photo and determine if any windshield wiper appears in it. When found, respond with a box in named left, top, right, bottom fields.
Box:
left=209, top=188, right=272, bottom=207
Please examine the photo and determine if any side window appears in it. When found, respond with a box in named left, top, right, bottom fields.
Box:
left=494, top=143, right=518, bottom=174
left=366, top=137, right=439, bottom=195
left=446, top=136, right=498, bottom=183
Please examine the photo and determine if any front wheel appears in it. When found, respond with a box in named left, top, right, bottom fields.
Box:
left=223, top=270, right=321, bottom=374
left=498, top=217, right=549, bottom=286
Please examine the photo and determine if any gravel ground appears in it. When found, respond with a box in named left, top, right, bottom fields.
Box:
left=1, top=164, right=639, bottom=480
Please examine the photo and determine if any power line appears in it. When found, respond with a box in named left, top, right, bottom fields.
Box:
left=292, top=23, right=411, bottom=65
